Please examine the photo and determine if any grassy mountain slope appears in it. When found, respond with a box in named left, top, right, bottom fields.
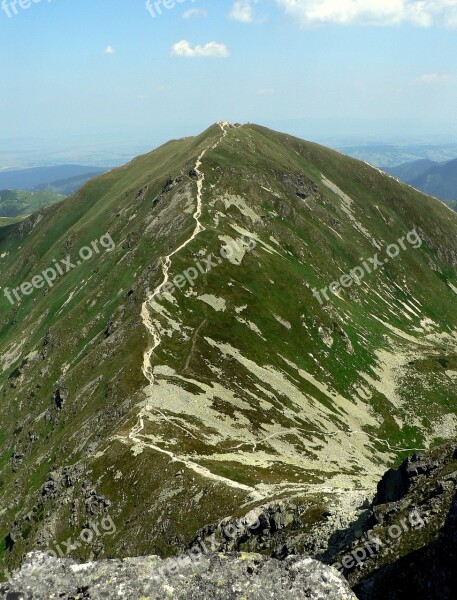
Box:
left=0, top=123, right=456, bottom=575
left=0, top=217, right=25, bottom=229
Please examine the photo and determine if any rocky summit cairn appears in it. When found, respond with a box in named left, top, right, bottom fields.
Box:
left=0, top=551, right=356, bottom=599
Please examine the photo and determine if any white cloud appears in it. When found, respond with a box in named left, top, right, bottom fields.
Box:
left=182, top=8, right=208, bottom=20
left=171, top=40, right=230, bottom=58
left=229, top=0, right=255, bottom=22
left=275, top=0, right=457, bottom=27
left=257, top=88, right=276, bottom=94
left=104, top=46, right=115, bottom=55
left=417, top=73, right=454, bottom=84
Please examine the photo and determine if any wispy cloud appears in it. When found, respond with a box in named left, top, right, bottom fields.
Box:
left=171, top=40, right=230, bottom=58
left=417, top=73, right=454, bottom=84
left=104, top=46, right=115, bottom=55
left=276, top=0, right=457, bottom=28
left=182, top=8, right=208, bottom=20
left=229, top=0, right=255, bottom=23
left=257, top=87, right=276, bottom=95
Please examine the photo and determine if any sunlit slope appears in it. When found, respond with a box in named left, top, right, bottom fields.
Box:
left=0, top=123, right=456, bottom=572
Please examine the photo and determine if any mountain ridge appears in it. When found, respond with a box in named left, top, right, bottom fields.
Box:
left=0, top=122, right=456, bottom=578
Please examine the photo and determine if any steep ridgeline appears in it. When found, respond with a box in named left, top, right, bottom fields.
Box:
left=0, top=123, right=456, bottom=576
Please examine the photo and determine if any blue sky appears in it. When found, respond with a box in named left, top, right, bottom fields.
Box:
left=1, top=0, right=457, bottom=163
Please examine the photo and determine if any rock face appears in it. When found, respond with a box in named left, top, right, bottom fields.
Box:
left=373, top=445, right=455, bottom=505
left=329, top=443, right=457, bottom=599
left=354, top=491, right=457, bottom=600
left=0, top=551, right=356, bottom=600
left=191, top=493, right=370, bottom=563
left=191, top=501, right=316, bottom=560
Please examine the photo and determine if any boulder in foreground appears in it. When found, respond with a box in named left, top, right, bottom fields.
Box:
left=0, top=551, right=356, bottom=599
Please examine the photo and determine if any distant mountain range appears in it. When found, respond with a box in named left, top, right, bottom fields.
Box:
left=0, top=165, right=109, bottom=194
left=339, top=143, right=457, bottom=169
left=386, top=158, right=457, bottom=209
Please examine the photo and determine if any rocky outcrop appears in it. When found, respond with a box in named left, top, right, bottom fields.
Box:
left=190, top=501, right=308, bottom=559
left=0, top=551, right=356, bottom=600
left=373, top=445, right=455, bottom=504
left=191, top=494, right=370, bottom=564
left=354, top=490, right=457, bottom=600
left=329, top=443, right=457, bottom=599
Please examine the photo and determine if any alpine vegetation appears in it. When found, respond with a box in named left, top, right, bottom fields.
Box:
left=152, top=233, right=257, bottom=303
left=2, top=233, right=115, bottom=305
left=312, top=228, right=423, bottom=305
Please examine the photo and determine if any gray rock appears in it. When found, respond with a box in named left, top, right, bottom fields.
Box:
left=330, top=442, right=457, bottom=599
left=354, top=490, right=457, bottom=600
left=0, top=551, right=357, bottom=600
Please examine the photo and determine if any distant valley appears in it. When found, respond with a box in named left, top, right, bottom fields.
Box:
left=339, top=143, right=457, bottom=169
left=0, top=165, right=110, bottom=192
left=0, top=190, right=64, bottom=220
left=337, top=144, right=457, bottom=210
left=0, top=165, right=111, bottom=227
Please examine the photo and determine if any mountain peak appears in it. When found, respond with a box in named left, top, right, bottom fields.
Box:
left=0, top=124, right=456, bottom=578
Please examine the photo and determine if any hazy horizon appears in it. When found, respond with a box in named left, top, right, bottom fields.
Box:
left=3, top=118, right=457, bottom=171
left=2, top=0, right=457, bottom=168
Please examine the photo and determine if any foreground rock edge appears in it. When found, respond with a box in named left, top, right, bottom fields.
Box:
left=0, top=551, right=356, bottom=599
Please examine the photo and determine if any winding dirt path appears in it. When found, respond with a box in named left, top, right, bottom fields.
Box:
left=140, top=121, right=229, bottom=385
left=126, top=122, right=422, bottom=499
left=128, top=412, right=262, bottom=498
left=124, top=123, right=265, bottom=498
